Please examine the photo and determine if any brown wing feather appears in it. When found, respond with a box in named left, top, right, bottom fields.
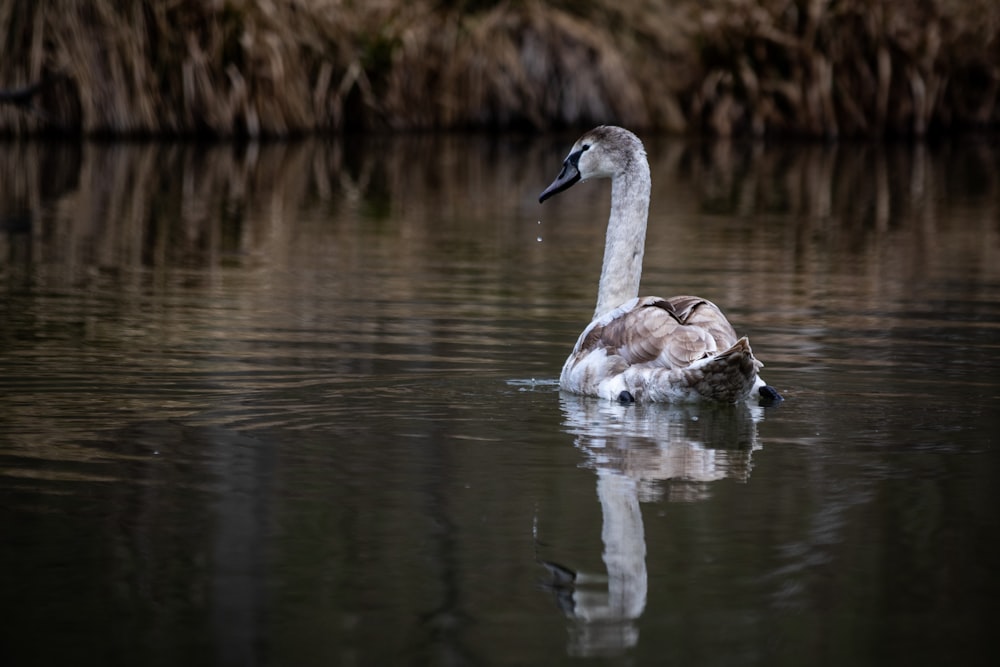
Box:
left=578, top=295, right=740, bottom=371
left=662, top=295, right=739, bottom=351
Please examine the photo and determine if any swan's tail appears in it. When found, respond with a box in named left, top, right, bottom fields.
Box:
left=690, top=337, right=762, bottom=402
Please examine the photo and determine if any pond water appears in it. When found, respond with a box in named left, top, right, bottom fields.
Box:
left=1, top=134, right=998, bottom=666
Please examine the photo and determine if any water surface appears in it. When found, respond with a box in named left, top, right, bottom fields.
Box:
left=1, top=135, right=998, bottom=666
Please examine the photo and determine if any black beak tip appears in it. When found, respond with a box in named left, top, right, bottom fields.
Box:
left=538, top=169, right=580, bottom=204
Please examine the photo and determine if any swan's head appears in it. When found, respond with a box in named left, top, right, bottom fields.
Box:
left=539, top=126, right=646, bottom=203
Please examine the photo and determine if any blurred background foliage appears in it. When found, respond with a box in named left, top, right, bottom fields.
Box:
left=0, top=0, right=997, bottom=137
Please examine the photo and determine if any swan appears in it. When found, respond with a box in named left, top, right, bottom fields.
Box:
left=539, top=125, right=781, bottom=404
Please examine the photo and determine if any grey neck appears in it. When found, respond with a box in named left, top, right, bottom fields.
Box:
left=593, top=163, right=651, bottom=318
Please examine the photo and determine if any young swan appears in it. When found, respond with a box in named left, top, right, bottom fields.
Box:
left=540, top=126, right=781, bottom=403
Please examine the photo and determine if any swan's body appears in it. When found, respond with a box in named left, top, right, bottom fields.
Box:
left=539, top=126, right=778, bottom=403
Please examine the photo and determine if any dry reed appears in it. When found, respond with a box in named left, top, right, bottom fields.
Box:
left=686, top=0, right=1000, bottom=136
left=0, top=0, right=996, bottom=137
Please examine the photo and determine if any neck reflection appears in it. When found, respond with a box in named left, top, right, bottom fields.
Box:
left=543, top=396, right=764, bottom=657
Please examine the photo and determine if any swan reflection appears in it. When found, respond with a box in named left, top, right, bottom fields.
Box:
left=543, top=395, right=764, bottom=657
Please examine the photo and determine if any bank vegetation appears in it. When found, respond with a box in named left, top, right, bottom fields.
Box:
left=0, top=0, right=997, bottom=137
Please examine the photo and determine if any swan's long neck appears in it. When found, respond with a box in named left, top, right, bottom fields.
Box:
left=594, top=160, right=651, bottom=318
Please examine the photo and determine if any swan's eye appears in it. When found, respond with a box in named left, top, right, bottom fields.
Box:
left=581, top=144, right=591, bottom=151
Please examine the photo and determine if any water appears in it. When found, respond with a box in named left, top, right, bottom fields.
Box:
left=1, top=135, right=998, bottom=666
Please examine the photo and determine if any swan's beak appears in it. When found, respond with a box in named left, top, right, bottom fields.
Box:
left=539, top=156, right=582, bottom=203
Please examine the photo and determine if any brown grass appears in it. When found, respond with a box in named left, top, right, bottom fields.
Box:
left=0, top=0, right=996, bottom=137
left=686, top=0, right=1000, bottom=136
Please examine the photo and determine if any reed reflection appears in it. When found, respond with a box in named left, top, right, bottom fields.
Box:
left=542, top=395, right=763, bottom=657
left=2, top=136, right=996, bottom=292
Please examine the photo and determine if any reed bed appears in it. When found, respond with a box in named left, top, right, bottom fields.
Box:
left=0, top=0, right=996, bottom=137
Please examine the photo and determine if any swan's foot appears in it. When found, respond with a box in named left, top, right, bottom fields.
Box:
left=759, top=385, right=783, bottom=406
left=618, top=390, right=636, bottom=404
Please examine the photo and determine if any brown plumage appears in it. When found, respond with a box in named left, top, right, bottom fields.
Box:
left=586, top=296, right=735, bottom=367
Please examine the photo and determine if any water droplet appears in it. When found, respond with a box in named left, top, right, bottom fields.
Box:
left=537, top=236, right=543, bottom=242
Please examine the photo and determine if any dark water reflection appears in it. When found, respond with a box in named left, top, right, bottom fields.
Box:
left=546, top=397, right=762, bottom=656
left=1, top=135, right=999, bottom=666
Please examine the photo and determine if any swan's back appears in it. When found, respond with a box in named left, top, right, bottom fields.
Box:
left=560, top=296, right=762, bottom=402
left=590, top=296, right=737, bottom=367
